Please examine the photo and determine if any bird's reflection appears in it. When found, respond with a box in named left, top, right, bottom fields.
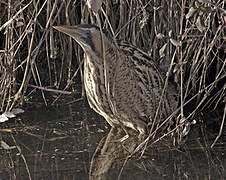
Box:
left=89, top=127, right=152, bottom=180
left=89, top=125, right=226, bottom=180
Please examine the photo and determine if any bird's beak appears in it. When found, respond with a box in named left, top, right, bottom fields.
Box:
left=53, top=25, right=91, bottom=47
left=53, top=26, right=76, bottom=38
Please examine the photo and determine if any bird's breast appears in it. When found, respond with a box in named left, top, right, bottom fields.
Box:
left=84, top=55, right=113, bottom=119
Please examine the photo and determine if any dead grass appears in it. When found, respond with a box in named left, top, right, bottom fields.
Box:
left=0, top=0, right=225, bottom=146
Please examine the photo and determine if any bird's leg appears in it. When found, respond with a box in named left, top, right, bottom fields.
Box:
left=118, top=125, right=130, bottom=142
left=110, top=125, right=129, bottom=142
left=105, top=117, right=129, bottom=142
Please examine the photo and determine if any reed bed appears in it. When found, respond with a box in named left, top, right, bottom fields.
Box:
left=0, top=0, right=225, bottom=146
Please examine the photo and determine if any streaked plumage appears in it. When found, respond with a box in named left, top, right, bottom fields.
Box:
left=53, top=24, right=178, bottom=135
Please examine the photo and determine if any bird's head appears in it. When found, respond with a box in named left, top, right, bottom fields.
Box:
left=53, top=24, right=110, bottom=58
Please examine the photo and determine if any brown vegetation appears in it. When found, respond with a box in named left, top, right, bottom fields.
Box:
left=0, top=0, right=225, bottom=145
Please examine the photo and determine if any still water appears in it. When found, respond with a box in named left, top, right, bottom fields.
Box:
left=0, top=99, right=225, bottom=180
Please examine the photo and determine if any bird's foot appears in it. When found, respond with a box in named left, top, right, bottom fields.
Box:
left=117, top=134, right=129, bottom=142
left=110, top=126, right=130, bottom=142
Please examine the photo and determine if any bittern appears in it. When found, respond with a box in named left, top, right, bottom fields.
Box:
left=53, top=24, right=178, bottom=135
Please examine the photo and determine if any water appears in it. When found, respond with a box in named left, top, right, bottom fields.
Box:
left=0, top=99, right=225, bottom=180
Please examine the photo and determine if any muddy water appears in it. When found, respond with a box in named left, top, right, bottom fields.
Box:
left=0, top=100, right=225, bottom=180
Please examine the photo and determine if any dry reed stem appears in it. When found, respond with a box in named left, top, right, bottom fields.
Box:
left=0, top=0, right=225, bottom=146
